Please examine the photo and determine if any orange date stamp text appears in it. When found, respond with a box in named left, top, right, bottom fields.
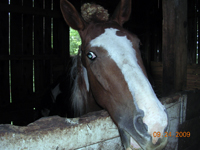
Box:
left=153, top=131, right=190, bottom=138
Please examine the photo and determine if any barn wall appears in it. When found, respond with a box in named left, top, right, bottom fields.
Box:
left=151, top=62, right=200, bottom=95
left=148, top=0, right=199, bottom=97
left=0, top=0, right=69, bottom=125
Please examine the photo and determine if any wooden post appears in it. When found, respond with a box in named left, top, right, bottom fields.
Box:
left=162, top=0, right=187, bottom=96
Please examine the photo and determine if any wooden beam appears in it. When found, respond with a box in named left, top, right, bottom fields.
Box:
left=162, top=0, right=187, bottom=96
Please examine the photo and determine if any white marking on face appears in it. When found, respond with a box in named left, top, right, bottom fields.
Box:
left=90, top=28, right=168, bottom=144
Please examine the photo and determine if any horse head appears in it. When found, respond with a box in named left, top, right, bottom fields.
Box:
left=60, top=0, right=169, bottom=149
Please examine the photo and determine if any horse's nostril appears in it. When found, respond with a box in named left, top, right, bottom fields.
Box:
left=134, top=116, right=148, bottom=135
left=137, top=117, right=148, bottom=131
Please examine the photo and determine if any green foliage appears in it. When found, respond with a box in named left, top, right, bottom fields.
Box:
left=70, top=28, right=81, bottom=56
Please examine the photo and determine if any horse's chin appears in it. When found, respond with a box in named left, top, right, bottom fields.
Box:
left=128, top=137, right=142, bottom=150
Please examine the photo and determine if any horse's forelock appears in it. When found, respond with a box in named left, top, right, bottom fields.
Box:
left=81, top=3, right=109, bottom=23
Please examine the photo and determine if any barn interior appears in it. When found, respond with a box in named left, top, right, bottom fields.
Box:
left=0, top=0, right=200, bottom=149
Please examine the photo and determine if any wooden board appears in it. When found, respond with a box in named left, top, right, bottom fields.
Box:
left=0, top=94, right=187, bottom=150
left=151, top=62, right=200, bottom=93
left=10, top=0, right=23, bottom=103
left=0, top=0, right=9, bottom=106
left=0, top=110, right=123, bottom=150
left=178, top=117, right=200, bottom=150
left=162, top=0, right=187, bottom=96
left=178, top=90, right=200, bottom=150
left=22, top=0, right=33, bottom=100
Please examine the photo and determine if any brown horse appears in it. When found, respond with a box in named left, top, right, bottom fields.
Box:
left=60, top=0, right=169, bottom=149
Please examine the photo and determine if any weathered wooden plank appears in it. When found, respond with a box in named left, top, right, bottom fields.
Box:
left=187, top=0, right=198, bottom=64
left=187, top=80, right=200, bottom=85
left=162, top=0, right=176, bottom=96
left=151, top=71, right=162, bottom=75
left=187, top=74, right=200, bottom=80
left=185, top=90, right=200, bottom=120
left=10, top=0, right=23, bottom=103
left=22, top=0, right=34, bottom=99
left=151, top=61, right=163, bottom=67
left=0, top=4, right=61, bottom=18
left=151, top=62, right=200, bottom=74
left=187, top=85, right=200, bottom=89
left=151, top=61, right=200, bottom=93
left=151, top=67, right=163, bottom=72
left=186, top=86, right=200, bottom=91
left=197, top=0, right=200, bottom=64
left=187, top=69, right=200, bottom=74
left=175, top=0, right=188, bottom=89
left=187, top=64, right=200, bottom=70
left=0, top=1, right=10, bottom=105
left=43, top=0, right=53, bottom=86
left=0, top=55, right=64, bottom=60
left=0, top=94, right=186, bottom=150
left=34, top=0, right=45, bottom=93
left=151, top=75, right=162, bottom=80
left=0, top=110, right=122, bottom=150
left=162, top=0, right=187, bottom=96
left=178, top=117, right=200, bottom=150
left=187, top=86, right=200, bottom=90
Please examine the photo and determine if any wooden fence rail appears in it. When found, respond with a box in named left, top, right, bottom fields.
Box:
left=0, top=94, right=187, bottom=150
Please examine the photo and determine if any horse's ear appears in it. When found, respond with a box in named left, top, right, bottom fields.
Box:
left=111, top=0, right=132, bottom=26
left=60, top=0, right=85, bottom=31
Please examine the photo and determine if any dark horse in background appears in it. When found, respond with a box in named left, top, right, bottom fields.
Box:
left=43, top=0, right=169, bottom=149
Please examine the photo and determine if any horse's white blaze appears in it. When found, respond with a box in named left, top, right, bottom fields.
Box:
left=90, top=28, right=168, bottom=144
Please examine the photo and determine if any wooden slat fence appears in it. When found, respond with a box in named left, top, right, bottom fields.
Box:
left=0, top=0, right=69, bottom=125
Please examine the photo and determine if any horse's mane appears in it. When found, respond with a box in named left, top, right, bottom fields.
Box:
left=70, top=50, right=88, bottom=117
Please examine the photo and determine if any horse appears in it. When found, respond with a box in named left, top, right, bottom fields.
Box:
left=60, top=0, right=169, bottom=149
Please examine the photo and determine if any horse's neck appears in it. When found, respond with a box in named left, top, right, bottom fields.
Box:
left=86, top=91, right=102, bottom=113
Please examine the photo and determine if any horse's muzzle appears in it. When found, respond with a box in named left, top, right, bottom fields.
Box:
left=117, top=111, right=169, bottom=150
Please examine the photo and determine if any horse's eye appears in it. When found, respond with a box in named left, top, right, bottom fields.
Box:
left=87, top=52, right=97, bottom=60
